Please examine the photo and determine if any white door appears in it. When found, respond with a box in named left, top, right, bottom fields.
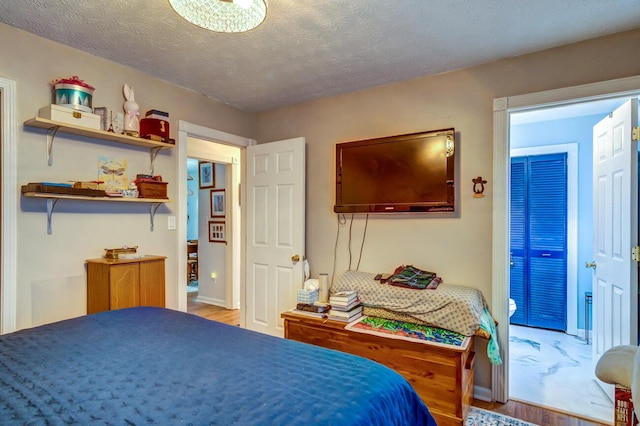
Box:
left=245, top=137, right=306, bottom=337
left=591, top=99, right=638, bottom=392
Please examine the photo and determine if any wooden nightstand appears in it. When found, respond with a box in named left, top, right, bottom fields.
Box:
left=86, top=256, right=166, bottom=313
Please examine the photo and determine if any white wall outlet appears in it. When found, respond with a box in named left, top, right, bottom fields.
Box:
left=211, top=271, right=217, bottom=283
left=167, top=216, right=176, bottom=230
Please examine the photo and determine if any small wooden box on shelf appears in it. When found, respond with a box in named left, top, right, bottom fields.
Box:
left=136, top=181, right=168, bottom=198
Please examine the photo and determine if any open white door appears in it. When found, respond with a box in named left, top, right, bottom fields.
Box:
left=245, top=138, right=305, bottom=337
left=591, top=99, right=639, bottom=396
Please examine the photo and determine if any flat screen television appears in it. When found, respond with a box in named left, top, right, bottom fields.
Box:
left=334, top=128, right=455, bottom=213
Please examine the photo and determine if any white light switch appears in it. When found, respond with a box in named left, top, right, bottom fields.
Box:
left=167, top=216, right=176, bottom=230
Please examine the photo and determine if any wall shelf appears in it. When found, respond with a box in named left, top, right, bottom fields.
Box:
left=22, top=192, right=170, bottom=234
left=24, top=117, right=174, bottom=172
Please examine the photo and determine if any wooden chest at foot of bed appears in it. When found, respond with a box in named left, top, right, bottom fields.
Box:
left=281, top=312, right=475, bottom=426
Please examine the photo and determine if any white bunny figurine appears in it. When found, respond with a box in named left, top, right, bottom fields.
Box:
left=123, top=84, right=139, bottom=134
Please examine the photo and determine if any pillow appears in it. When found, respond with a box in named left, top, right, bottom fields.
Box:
left=595, top=345, right=637, bottom=388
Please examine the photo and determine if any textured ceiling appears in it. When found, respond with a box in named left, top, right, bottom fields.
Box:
left=1, top=0, right=639, bottom=112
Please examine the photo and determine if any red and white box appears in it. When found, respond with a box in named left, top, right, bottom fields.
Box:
left=616, top=385, right=639, bottom=426
left=140, top=117, right=170, bottom=142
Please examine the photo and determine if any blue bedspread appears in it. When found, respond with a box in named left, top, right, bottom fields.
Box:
left=0, top=307, right=436, bottom=425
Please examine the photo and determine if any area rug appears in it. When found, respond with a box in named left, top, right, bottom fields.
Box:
left=345, top=316, right=471, bottom=348
left=466, top=407, right=539, bottom=426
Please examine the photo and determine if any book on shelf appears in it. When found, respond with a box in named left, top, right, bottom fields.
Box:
left=328, top=312, right=363, bottom=323
left=72, top=180, right=105, bottom=190
left=290, top=308, right=327, bottom=319
left=328, top=305, right=363, bottom=318
left=30, top=181, right=73, bottom=188
left=329, top=298, right=361, bottom=311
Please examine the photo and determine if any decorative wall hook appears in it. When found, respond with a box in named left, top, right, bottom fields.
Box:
left=472, top=176, right=487, bottom=198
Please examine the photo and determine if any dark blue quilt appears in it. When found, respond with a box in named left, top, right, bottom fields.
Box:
left=0, top=307, right=436, bottom=425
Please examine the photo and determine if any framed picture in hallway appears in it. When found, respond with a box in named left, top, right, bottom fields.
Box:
left=208, top=221, right=225, bottom=243
left=199, top=162, right=214, bottom=188
left=210, top=189, right=225, bottom=218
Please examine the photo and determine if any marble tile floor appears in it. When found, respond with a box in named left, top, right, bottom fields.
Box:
left=509, top=324, right=613, bottom=425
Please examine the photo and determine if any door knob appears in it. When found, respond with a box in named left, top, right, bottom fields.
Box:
left=585, top=261, right=597, bottom=270
left=291, top=254, right=300, bottom=263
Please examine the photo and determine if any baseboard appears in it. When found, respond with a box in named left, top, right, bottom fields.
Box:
left=579, top=327, right=592, bottom=342
left=195, top=295, right=226, bottom=307
left=474, top=385, right=492, bottom=402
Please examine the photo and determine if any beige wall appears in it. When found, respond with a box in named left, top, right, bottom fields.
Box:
left=4, top=17, right=640, bottom=393
left=255, top=28, right=640, bottom=390
left=0, top=23, right=255, bottom=330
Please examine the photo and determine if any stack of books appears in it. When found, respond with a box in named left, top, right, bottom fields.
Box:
left=290, top=302, right=329, bottom=319
left=328, top=291, right=362, bottom=322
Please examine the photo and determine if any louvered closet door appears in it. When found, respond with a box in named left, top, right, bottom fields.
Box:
left=510, top=154, right=567, bottom=331
left=510, top=158, right=527, bottom=326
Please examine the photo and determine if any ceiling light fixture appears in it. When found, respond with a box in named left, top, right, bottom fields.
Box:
left=169, top=0, right=267, bottom=33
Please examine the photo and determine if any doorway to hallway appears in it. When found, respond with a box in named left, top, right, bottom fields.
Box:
left=185, top=148, right=240, bottom=314
left=505, top=94, right=637, bottom=422
left=176, top=122, right=250, bottom=323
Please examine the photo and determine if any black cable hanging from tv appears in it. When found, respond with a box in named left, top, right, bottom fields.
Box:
left=355, top=214, right=369, bottom=271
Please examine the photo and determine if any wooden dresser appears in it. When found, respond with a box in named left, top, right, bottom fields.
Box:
left=86, top=255, right=166, bottom=314
left=281, top=312, right=475, bottom=426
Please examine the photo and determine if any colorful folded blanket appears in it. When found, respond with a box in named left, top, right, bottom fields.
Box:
left=346, top=316, right=469, bottom=347
left=387, top=265, right=440, bottom=290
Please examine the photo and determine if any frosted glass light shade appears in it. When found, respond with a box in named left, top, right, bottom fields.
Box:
left=169, top=0, right=267, bottom=33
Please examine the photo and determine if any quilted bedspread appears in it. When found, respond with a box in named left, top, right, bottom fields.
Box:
left=0, top=307, right=435, bottom=425
left=332, top=270, right=491, bottom=337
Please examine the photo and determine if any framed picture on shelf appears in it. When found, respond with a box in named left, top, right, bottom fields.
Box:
left=93, top=107, right=107, bottom=131
left=98, top=156, right=128, bottom=191
left=199, top=162, right=214, bottom=188
left=210, top=189, right=225, bottom=217
left=208, top=221, right=226, bottom=243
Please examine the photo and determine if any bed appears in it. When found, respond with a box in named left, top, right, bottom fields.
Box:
left=0, top=307, right=436, bottom=425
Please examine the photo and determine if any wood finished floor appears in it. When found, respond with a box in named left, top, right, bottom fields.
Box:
left=187, top=292, right=608, bottom=426
left=187, top=292, right=240, bottom=325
